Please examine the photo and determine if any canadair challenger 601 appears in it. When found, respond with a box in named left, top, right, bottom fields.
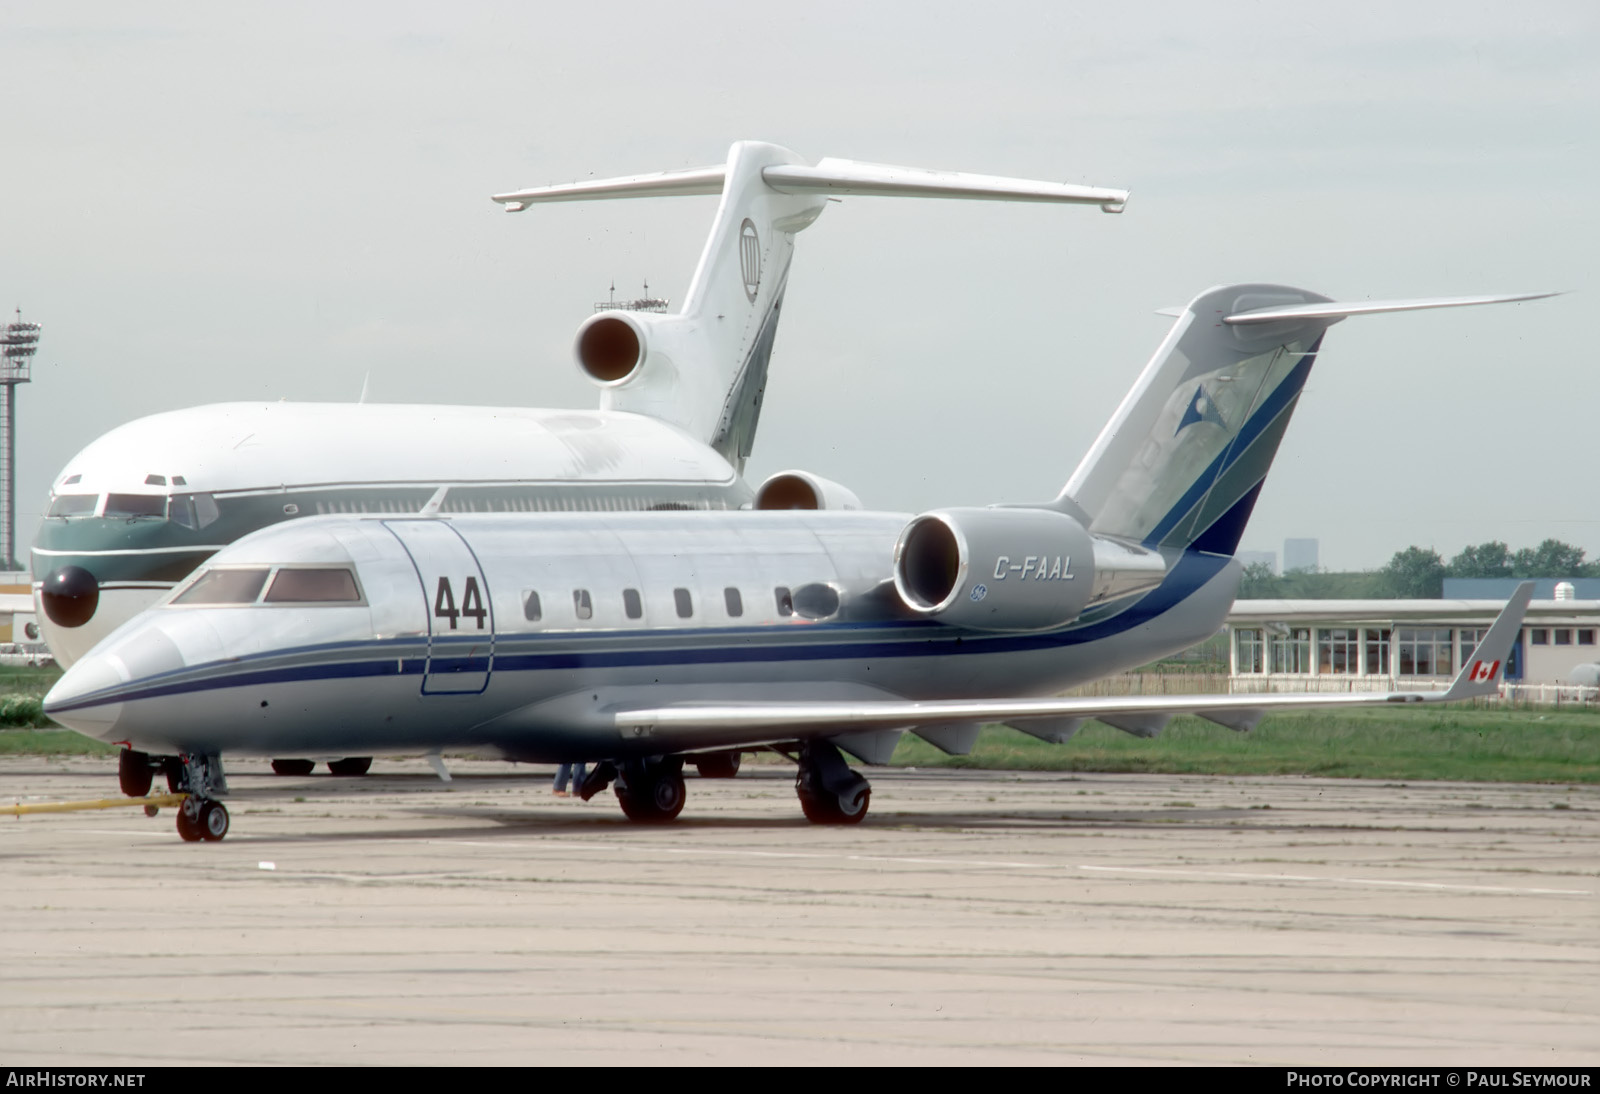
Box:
left=33, top=141, right=1132, bottom=672
left=43, top=282, right=1547, bottom=840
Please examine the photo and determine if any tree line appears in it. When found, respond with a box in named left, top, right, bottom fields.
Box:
left=1239, top=539, right=1597, bottom=600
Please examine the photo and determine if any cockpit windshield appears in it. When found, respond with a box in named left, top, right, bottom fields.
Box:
left=170, top=565, right=362, bottom=607
left=104, top=493, right=167, bottom=520
left=264, top=568, right=361, bottom=603
left=173, top=568, right=270, bottom=605
left=46, top=494, right=97, bottom=519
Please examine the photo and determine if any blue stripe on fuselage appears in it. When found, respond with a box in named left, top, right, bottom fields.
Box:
left=48, top=552, right=1232, bottom=712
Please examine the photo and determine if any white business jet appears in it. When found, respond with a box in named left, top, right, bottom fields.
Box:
left=32, top=142, right=1131, bottom=675
left=44, top=283, right=1549, bottom=840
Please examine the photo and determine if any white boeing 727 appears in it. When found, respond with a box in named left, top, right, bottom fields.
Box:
left=32, top=142, right=1131, bottom=670
left=43, top=283, right=1549, bottom=840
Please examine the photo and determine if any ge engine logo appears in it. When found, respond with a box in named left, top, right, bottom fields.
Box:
left=969, top=584, right=987, bottom=602
left=739, top=219, right=761, bottom=301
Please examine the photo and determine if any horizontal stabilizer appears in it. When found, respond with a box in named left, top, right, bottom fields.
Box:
left=494, top=157, right=1129, bottom=213
left=1224, top=291, right=1558, bottom=325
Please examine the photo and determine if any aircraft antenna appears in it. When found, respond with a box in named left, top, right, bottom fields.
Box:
left=0, top=308, right=39, bottom=572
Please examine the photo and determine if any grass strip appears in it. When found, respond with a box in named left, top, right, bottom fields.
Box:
left=890, top=706, right=1600, bottom=784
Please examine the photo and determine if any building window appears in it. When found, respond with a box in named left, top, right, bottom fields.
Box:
left=1365, top=628, right=1391, bottom=675
left=622, top=588, right=642, bottom=620
left=1270, top=627, right=1312, bottom=674
left=1235, top=628, right=1264, bottom=674
left=1459, top=627, right=1490, bottom=665
left=1580, top=629, right=1596, bottom=646
left=724, top=587, right=743, bottom=617
left=523, top=590, right=542, bottom=622
left=674, top=588, right=693, bottom=618
left=1318, top=628, right=1359, bottom=674
left=1397, top=628, right=1452, bottom=676
left=1555, top=628, right=1573, bottom=646
left=573, top=589, right=593, bottom=621
left=1530, top=628, right=1549, bottom=645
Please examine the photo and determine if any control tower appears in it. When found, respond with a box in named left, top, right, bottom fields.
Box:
left=0, top=310, right=38, bottom=570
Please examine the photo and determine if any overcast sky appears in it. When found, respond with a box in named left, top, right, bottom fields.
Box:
left=2, top=2, right=1594, bottom=571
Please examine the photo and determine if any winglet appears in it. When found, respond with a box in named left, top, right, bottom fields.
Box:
left=1438, top=581, right=1534, bottom=701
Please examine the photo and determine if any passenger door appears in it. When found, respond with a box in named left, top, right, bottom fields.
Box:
left=383, top=520, right=494, bottom=695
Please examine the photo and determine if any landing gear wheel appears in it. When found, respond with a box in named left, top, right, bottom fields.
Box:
left=199, top=800, right=229, bottom=841
left=119, top=749, right=154, bottom=797
left=271, top=759, right=316, bottom=776
left=327, top=757, right=372, bottom=776
left=176, top=798, right=205, bottom=842
left=694, top=751, right=741, bottom=779
left=615, top=766, right=687, bottom=823
left=795, top=741, right=873, bottom=825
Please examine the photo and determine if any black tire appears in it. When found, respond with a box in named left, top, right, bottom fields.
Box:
left=327, top=757, right=372, bottom=777
left=694, top=752, right=741, bottom=779
left=118, top=749, right=153, bottom=798
left=615, top=771, right=687, bottom=823
left=176, top=800, right=204, bottom=842
left=271, top=759, right=316, bottom=776
left=199, top=800, right=229, bottom=841
left=798, top=785, right=871, bottom=825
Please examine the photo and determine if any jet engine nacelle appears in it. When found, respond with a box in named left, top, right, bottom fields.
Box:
left=892, top=507, right=1168, bottom=631
left=574, top=311, right=654, bottom=386
left=754, top=470, right=862, bottom=511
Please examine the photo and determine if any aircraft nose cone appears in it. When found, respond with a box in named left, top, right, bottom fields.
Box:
left=41, top=565, right=99, bottom=628
left=43, top=654, right=126, bottom=739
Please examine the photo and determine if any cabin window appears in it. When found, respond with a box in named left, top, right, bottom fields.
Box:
left=171, top=475, right=187, bottom=486
left=264, top=567, right=361, bottom=603
left=724, top=587, right=743, bottom=617
left=573, top=589, right=593, bottom=621
left=775, top=586, right=793, bottom=617
left=674, top=588, right=693, bottom=618
left=47, top=494, right=97, bottom=519
left=522, top=590, right=542, bottom=622
left=173, top=567, right=270, bottom=606
left=623, top=588, right=643, bottom=620
left=144, top=474, right=167, bottom=486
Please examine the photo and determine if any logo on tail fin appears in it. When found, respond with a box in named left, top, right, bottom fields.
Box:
left=1176, top=385, right=1226, bottom=435
left=1469, top=660, right=1500, bottom=682
left=739, top=220, right=761, bottom=301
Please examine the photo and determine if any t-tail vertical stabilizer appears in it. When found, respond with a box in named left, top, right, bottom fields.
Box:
left=1058, top=285, right=1556, bottom=556
left=494, top=141, right=1129, bottom=472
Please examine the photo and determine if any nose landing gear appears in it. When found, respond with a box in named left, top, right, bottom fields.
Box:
left=170, top=753, right=230, bottom=842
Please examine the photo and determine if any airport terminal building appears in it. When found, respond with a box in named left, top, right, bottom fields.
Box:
left=1225, top=580, right=1600, bottom=696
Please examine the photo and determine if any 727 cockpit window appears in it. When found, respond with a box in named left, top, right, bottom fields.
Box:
left=104, top=493, right=166, bottom=520
left=47, top=494, right=97, bottom=519
left=263, top=568, right=361, bottom=603
left=173, top=568, right=271, bottom=605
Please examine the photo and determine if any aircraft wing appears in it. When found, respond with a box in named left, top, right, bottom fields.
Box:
left=610, top=584, right=1533, bottom=742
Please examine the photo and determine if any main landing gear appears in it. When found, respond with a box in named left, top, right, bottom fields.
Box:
left=119, top=748, right=230, bottom=841
left=578, top=743, right=871, bottom=826
left=794, top=740, right=872, bottom=825
left=270, top=757, right=371, bottom=776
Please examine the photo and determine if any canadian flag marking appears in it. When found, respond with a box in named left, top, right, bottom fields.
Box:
left=1469, top=660, right=1501, bottom=683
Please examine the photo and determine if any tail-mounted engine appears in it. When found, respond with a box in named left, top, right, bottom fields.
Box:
left=892, top=507, right=1166, bottom=631
left=754, top=471, right=861, bottom=511
left=575, top=311, right=652, bottom=386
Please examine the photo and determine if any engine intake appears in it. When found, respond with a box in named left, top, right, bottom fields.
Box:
left=575, top=312, right=646, bottom=385
left=893, top=508, right=1166, bottom=631
left=754, top=471, right=861, bottom=511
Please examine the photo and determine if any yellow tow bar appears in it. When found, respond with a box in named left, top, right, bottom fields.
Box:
left=3, top=792, right=189, bottom=817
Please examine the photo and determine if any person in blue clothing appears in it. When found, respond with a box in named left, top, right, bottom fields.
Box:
left=553, top=762, right=587, bottom=798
